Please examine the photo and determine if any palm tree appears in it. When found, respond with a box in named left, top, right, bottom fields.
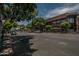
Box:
left=0, top=3, right=37, bottom=55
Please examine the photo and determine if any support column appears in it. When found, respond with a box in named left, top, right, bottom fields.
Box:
left=76, top=16, right=79, bottom=32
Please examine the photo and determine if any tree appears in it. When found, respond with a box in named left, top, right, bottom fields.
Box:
left=26, top=22, right=32, bottom=29
left=3, top=19, right=19, bottom=31
left=0, top=3, right=37, bottom=55
left=45, top=24, right=53, bottom=32
left=32, top=17, right=46, bottom=32
left=60, top=21, right=71, bottom=32
left=0, top=3, right=37, bottom=27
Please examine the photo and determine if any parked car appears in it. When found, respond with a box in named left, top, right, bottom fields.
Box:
left=10, top=28, right=16, bottom=35
left=11, top=31, right=16, bottom=35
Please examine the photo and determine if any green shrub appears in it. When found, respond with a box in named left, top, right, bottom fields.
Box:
left=60, top=21, right=71, bottom=31
left=26, top=23, right=32, bottom=29
left=45, top=24, right=53, bottom=32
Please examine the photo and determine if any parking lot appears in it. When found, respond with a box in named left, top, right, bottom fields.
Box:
left=28, top=33, right=79, bottom=56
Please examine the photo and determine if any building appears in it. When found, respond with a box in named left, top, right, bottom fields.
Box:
left=48, top=12, right=79, bottom=32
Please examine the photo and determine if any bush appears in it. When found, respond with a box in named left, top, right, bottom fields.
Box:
left=45, top=24, right=53, bottom=32
left=60, top=21, right=71, bottom=32
left=3, top=19, right=14, bottom=30
left=26, top=23, right=32, bottom=29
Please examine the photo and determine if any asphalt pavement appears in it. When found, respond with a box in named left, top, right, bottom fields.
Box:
left=15, top=32, right=79, bottom=56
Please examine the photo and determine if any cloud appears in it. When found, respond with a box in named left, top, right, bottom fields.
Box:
left=44, top=4, right=79, bottom=19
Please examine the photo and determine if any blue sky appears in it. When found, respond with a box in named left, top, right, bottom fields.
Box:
left=37, top=3, right=79, bottom=18
left=18, top=3, right=79, bottom=25
left=37, top=3, right=63, bottom=17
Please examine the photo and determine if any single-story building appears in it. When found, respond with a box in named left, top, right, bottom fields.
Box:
left=47, top=12, right=79, bottom=32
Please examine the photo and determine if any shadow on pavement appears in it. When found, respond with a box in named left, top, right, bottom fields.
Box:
left=11, top=35, right=38, bottom=56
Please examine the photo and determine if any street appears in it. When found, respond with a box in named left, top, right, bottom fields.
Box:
left=17, top=32, right=79, bottom=56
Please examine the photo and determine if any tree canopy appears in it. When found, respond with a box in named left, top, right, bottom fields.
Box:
left=3, top=19, right=18, bottom=30
left=32, top=17, right=46, bottom=26
left=45, top=24, right=53, bottom=31
left=26, top=17, right=54, bottom=32
left=60, top=21, right=71, bottom=31
left=0, top=3, right=37, bottom=30
left=0, top=3, right=37, bottom=21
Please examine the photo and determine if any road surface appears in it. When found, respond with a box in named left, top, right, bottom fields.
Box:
left=17, top=32, right=79, bottom=56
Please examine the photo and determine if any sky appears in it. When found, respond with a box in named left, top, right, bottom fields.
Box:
left=18, top=3, right=79, bottom=25
left=37, top=3, right=63, bottom=18
left=37, top=3, right=79, bottom=18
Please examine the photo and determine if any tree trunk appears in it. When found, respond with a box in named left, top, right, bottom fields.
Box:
left=1, top=29, right=13, bottom=56
left=0, top=20, right=13, bottom=56
left=0, top=19, right=3, bottom=53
